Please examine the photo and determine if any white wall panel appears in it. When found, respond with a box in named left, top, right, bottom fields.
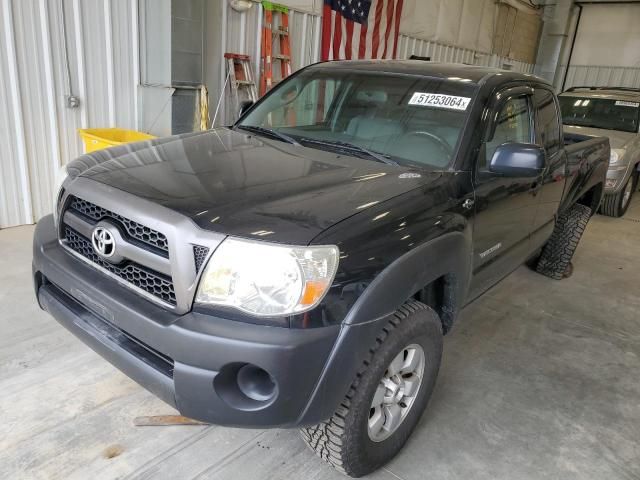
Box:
left=0, top=0, right=32, bottom=227
left=571, top=4, right=640, bottom=68
left=399, top=0, right=513, bottom=55
left=139, top=0, right=172, bottom=135
left=276, top=0, right=321, bottom=15
left=397, top=35, right=535, bottom=74
left=0, top=0, right=139, bottom=228
left=558, top=65, right=640, bottom=91
left=554, top=3, right=640, bottom=91
left=11, top=0, right=66, bottom=222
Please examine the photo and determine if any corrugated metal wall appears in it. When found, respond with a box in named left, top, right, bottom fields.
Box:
left=397, top=35, right=535, bottom=73
left=0, top=0, right=138, bottom=228
left=224, top=3, right=321, bottom=78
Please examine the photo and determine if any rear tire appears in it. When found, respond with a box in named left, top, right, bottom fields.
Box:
left=536, top=203, right=591, bottom=280
left=301, top=301, right=442, bottom=478
left=600, top=172, right=637, bottom=217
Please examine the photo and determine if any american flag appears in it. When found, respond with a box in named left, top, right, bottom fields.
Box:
left=321, top=0, right=404, bottom=61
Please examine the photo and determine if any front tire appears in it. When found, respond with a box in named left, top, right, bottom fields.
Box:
left=301, top=301, right=443, bottom=477
left=600, top=172, right=637, bottom=217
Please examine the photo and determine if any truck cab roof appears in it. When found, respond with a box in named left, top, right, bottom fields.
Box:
left=312, top=60, right=548, bottom=88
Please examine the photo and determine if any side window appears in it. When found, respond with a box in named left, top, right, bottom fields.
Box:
left=483, top=96, right=532, bottom=168
left=535, top=89, right=561, bottom=155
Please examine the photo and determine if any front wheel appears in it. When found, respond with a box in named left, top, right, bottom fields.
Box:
left=301, top=301, right=443, bottom=477
left=600, top=172, right=637, bottom=217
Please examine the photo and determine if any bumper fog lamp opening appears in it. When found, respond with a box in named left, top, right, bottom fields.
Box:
left=214, top=362, right=279, bottom=411
left=237, top=364, right=277, bottom=402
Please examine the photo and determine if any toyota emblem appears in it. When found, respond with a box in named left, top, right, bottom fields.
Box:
left=91, top=227, right=115, bottom=258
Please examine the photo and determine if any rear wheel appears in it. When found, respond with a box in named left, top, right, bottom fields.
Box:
left=301, top=301, right=442, bottom=478
left=536, top=203, right=591, bottom=280
left=600, top=172, right=637, bottom=217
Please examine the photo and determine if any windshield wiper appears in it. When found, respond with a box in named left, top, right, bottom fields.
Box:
left=298, top=138, right=398, bottom=165
left=237, top=125, right=300, bottom=146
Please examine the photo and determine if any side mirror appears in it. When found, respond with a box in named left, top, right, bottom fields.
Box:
left=239, top=100, right=254, bottom=117
left=489, top=143, right=545, bottom=177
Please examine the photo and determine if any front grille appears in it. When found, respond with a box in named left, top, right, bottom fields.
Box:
left=64, top=227, right=177, bottom=305
left=58, top=190, right=223, bottom=312
left=68, top=196, right=169, bottom=255
left=193, top=245, right=209, bottom=272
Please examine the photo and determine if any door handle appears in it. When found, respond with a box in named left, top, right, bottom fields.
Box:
left=462, top=198, right=474, bottom=210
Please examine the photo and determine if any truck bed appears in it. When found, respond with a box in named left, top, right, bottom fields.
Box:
left=564, top=131, right=606, bottom=148
left=560, top=132, right=610, bottom=213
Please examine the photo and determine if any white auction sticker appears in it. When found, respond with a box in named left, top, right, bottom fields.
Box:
left=408, top=92, right=471, bottom=111
left=615, top=100, right=639, bottom=108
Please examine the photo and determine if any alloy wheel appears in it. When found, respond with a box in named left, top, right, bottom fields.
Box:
left=367, top=344, right=425, bottom=442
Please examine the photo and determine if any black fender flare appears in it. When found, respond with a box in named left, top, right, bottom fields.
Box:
left=343, top=230, right=472, bottom=327
left=296, top=230, right=472, bottom=426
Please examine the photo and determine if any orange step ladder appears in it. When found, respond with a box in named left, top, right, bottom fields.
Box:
left=222, top=53, right=258, bottom=122
left=260, top=1, right=292, bottom=96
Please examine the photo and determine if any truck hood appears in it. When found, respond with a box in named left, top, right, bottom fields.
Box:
left=563, top=125, right=635, bottom=149
left=68, top=128, right=442, bottom=244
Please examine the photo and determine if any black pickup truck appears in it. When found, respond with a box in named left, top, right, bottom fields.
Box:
left=33, top=62, right=609, bottom=477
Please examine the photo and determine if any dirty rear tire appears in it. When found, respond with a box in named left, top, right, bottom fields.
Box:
left=600, top=172, right=637, bottom=217
left=300, top=301, right=442, bottom=478
left=536, top=203, right=591, bottom=280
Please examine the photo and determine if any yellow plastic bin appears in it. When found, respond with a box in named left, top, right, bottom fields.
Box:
left=78, top=128, right=156, bottom=153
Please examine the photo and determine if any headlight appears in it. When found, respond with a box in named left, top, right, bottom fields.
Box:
left=610, top=148, right=625, bottom=165
left=195, top=238, right=339, bottom=316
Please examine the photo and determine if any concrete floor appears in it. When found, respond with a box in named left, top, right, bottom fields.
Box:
left=1, top=199, right=639, bottom=480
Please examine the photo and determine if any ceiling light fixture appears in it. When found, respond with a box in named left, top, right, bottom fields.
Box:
left=229, top=0, right=254, bottom=12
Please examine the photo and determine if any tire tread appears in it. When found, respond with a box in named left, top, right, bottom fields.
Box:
left=300, top=301, right=430, bottom=476
left=600, top=191, right=621, bottom=217
left=600, top=172, right=637, bottom=217
left=536, top=203, right=591, bottom=279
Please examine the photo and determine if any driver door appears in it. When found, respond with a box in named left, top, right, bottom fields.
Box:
left=469, top=87, right=542, bottom=299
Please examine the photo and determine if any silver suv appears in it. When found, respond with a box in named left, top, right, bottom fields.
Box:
left=559, top=87, right=640, bottom=217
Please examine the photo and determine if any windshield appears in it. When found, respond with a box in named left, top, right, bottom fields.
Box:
left=559, top=96, right=640, bottom=133
left=237, top=68, right=477, bottom=168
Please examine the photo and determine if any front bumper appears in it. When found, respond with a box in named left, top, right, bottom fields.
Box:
left=33, top=215, right=340, bottom=427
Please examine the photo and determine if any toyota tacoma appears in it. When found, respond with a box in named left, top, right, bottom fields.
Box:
left=33, top=62, right=609, bottom=477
